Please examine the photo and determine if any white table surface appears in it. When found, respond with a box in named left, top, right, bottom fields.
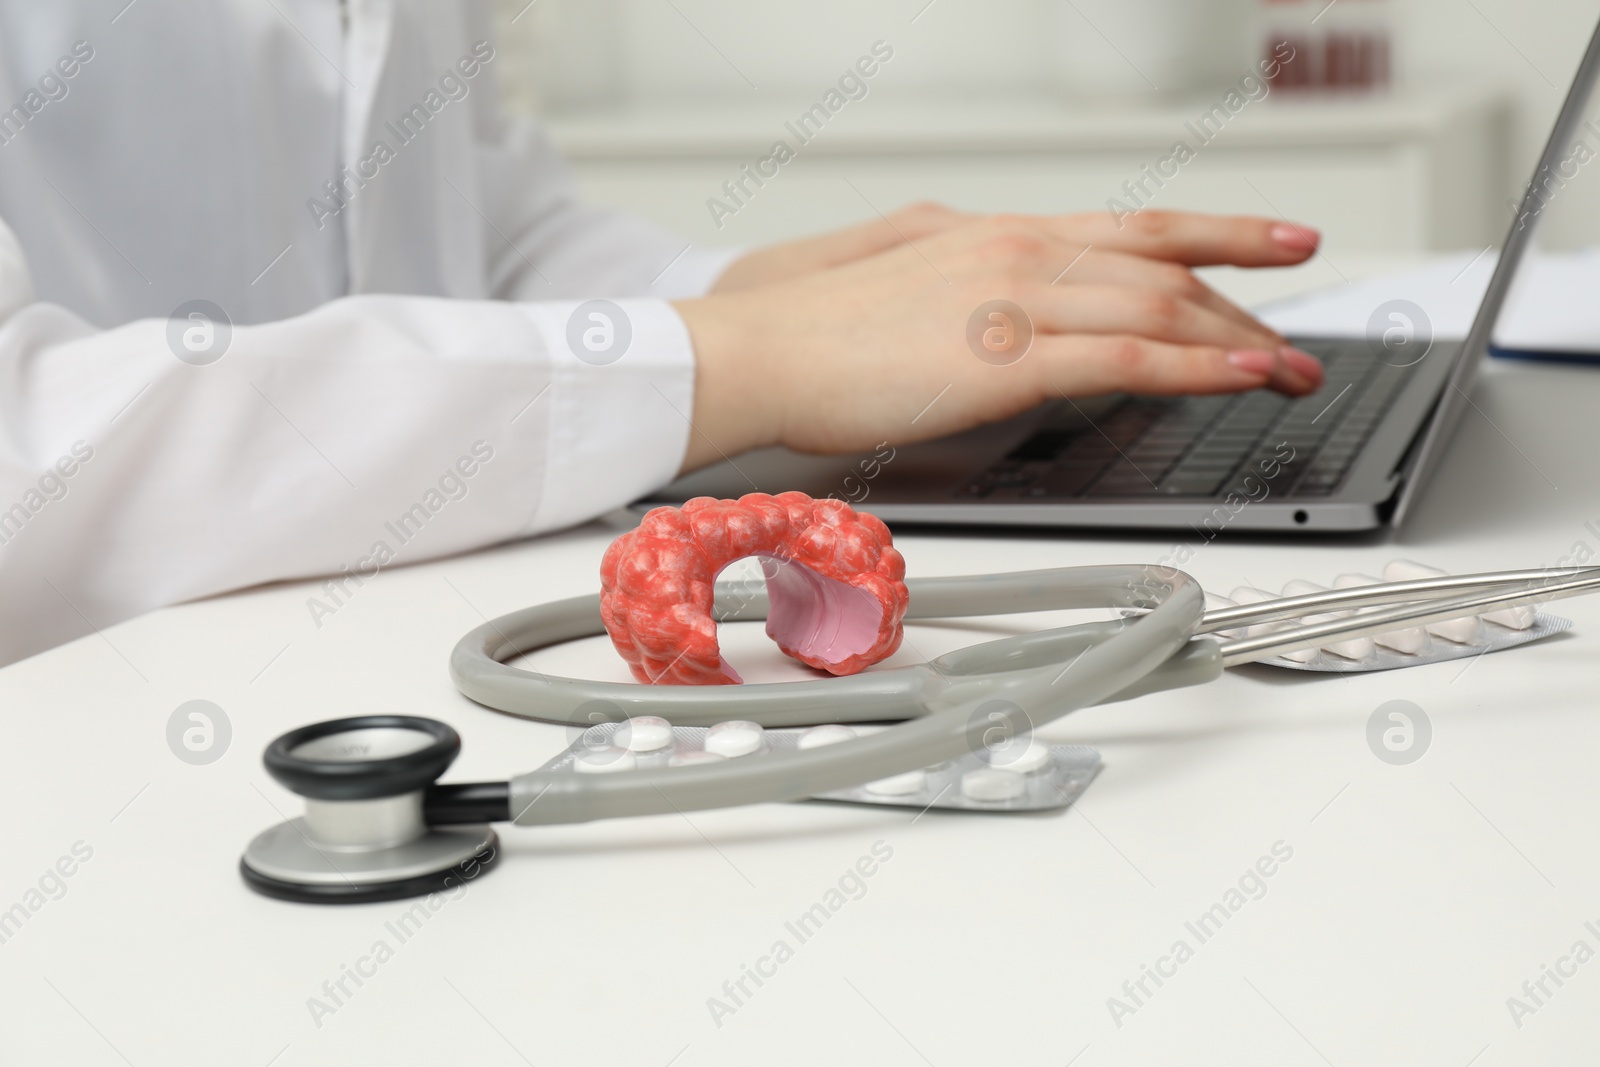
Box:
left=4, top=259, right=1600, bottom=1066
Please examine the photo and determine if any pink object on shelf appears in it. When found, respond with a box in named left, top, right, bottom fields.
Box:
left=1261, top=0, right=1391, bottom=93
left=600, top=492, right=909, bottom=685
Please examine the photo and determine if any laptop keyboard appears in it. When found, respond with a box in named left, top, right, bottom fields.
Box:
left=958, top=340, right=1411, bottom=501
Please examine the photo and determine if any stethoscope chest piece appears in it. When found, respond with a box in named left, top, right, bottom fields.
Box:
left=241, top=716, right=499, bottom=904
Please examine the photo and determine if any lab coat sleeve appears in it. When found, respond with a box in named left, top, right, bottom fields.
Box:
left=0, top=217, right=696, bottom=665
left=474, top=116, right=743, bottom=302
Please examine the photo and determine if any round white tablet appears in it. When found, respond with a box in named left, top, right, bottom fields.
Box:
left=615, top=716, right=674, bottom=752
left=705, top=720, right=765, bottom=758
left=574, top=747, right=636, bottom=774
left=864, top=769, right=927, bottom=796
left=798, top=724, right=857, bottom=750
left=987, top=738, right=1052, bottom=774
left=669, top=750, right=727, bottom=768
left=962, top=767, right=1026, bottom=802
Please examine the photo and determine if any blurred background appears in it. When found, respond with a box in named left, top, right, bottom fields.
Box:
left=490, top=0, right=1598, bottom=268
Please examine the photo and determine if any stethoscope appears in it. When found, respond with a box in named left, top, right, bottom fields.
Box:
left=241, top=564, right=1600, bottom=903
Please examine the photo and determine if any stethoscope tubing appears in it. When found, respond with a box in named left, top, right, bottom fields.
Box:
left=447, top=563, right=1600, bottom=826
left=499, top=565, right=1205, bottom=826
left=450, top=565, right=1199, bottom=728
left=241, top=564, right=1600, bottom=903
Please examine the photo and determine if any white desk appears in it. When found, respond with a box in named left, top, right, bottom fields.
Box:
left=4, top=272, right=1600, bottom=1065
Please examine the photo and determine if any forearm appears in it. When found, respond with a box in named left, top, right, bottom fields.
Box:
left=673, top=296, right=783, bottom=473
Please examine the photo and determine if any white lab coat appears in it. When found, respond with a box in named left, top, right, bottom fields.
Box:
left=0, top=0, right=738, bottom=665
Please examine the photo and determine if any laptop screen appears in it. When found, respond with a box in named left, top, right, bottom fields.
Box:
left=1492, top=41, right=1600, bottom=359
left=1392, top=14, right=1600, bottom=524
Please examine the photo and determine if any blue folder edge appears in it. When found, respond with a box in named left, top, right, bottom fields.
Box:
left=1490, top=344, right=1600, bottom=364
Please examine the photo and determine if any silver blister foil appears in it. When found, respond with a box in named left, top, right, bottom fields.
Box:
left=542, top=722, right=1102, bottom=814
left=1257, top=612, right=1572, bottom=672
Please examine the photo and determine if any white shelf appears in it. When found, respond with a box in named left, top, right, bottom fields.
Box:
left=544, top=84, right=1506, bottom=155
left=540, top=84, right=1512, bottom=254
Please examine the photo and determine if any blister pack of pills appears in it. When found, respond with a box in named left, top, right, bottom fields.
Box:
left=1214, top=559, right=1573, bottom=673
left=541, top=718, right=1102, bottom=814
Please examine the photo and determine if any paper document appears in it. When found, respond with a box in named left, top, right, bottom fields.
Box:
left=1256, top=249, right=1600, bottom=361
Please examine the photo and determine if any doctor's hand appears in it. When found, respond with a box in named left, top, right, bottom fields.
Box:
left=674, top=214, right=1325, bottom=472
left=711, top=202, right=1319, bottom=294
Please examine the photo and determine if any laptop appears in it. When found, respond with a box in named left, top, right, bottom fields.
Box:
left=644, top=19, right=1600, bottom=533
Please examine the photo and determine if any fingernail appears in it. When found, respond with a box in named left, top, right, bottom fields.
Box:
left=1280, top=345, right=1325, bottom=385
left=1270, top=223, right=1320, bottom=251
left=1227, top=349, right=1278, bottom=376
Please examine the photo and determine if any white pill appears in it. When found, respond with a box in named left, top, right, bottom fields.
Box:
left=961, top=767, right=1026, bottom=802
left=1484, top=605, right=1537, bottom=630
left=574, top=747, right=636, bottom=774
left=1431, top=614, right=1483, bottom=645
left=1283, top=580, right=1374, bottom=661
left=1205, top=592, right=1246, bottom=640
left=1229, top=586, right=1314, bottom=659
left=1228, top=587, right=1281, bottom=639
left=798, top=724, right=857, bottom=750
left=705, top=720, right=765, bottom=757
left=987, top=738, right=1053, bottom=774
left=669, top=750, right=726, bottom=767
left=1383, top=559, right=1532, bottom=631
left=1383, top=558, right=1442, bottom=583
left=865, top=769, right=927, bottom=796
left=615, top=716, right=675, bottom=752
left=1334, top=573, right=1429, bottom=654
left=1383, top=560, right=1483, bottom=643
left=1304, top=611, right=1375, bottom=662
left=1374, top=629, right=1429, bottom=654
